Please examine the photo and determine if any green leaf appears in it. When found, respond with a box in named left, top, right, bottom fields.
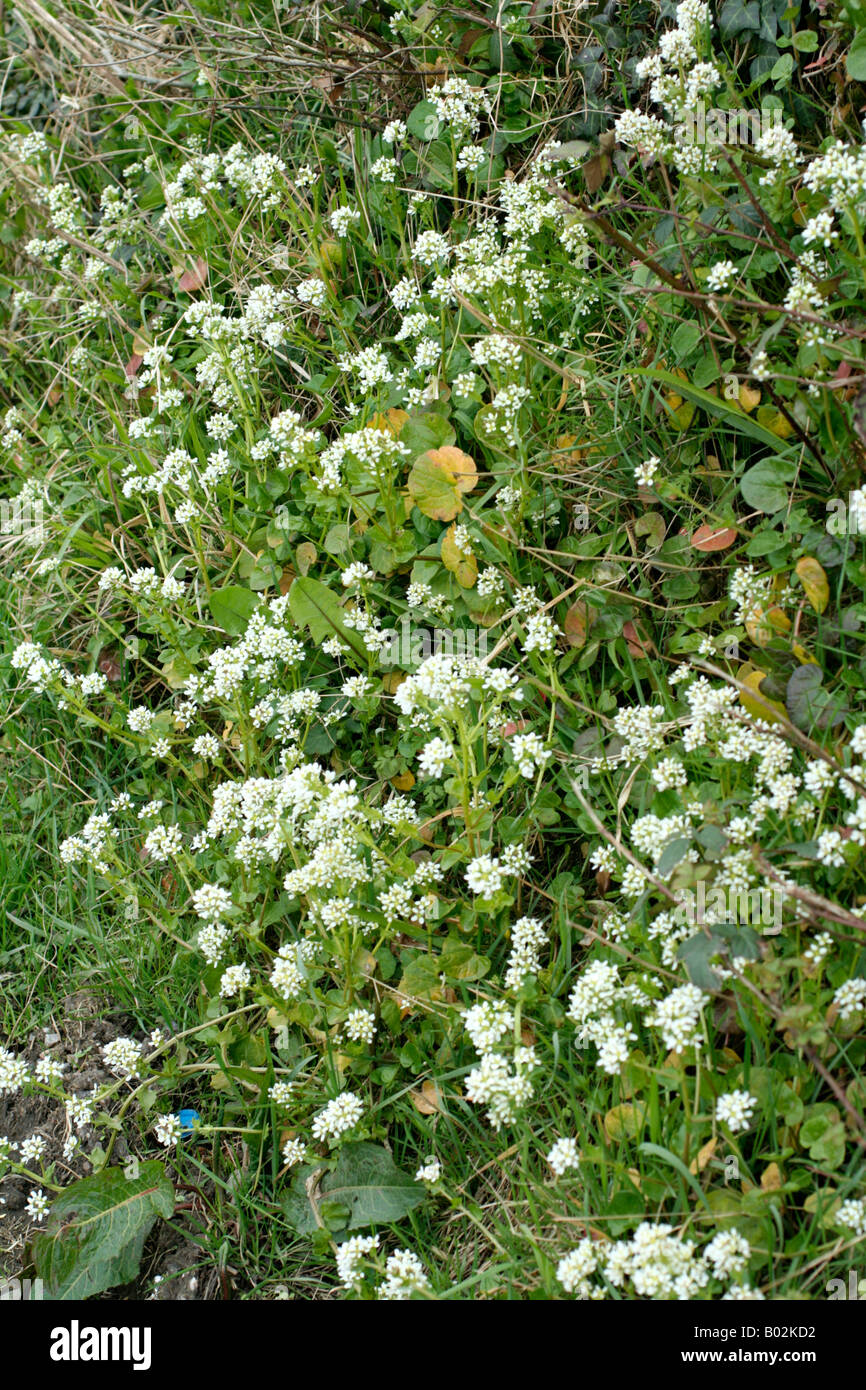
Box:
left=288, top=576, right=367, bottom=662
left=740, top=457, right=796, bottom=513
left=400, top=411, right=455, bottom=457
left=792, top=28, right=818, bottom=50
left=438, top=938, right=491, bottom=981
left=631, top=367, right=793, bottom=449
left=657, top=836, right=691, bottom=878
left=283, top=1143, right=425, bottom=1235
left=719, top=0, right=761, bottom=35
left=638, top=1142, right=713, bottom=1211
left=207, top=584, right=259, bottom=636
left=671, top=321, right=701, bottom=361
left=848, top=29, right=866, bottom=81
left=786, top=665, right=849, bottom=732
left=406, top=99, right=442, bottom=142
left=32, top=1162, right=174, bottom=1300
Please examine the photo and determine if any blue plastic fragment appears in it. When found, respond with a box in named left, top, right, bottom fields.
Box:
left=176, top=1108, right=202, bottom=1139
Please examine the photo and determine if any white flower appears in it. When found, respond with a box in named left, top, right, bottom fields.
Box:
left=704, top=1229, right=750, bottom=1279
left=557, top=1240, right=598, bottom=1297
left=312, top=1092, right=364, bottom=1141
left=219, top=964, right=252, bottom=997
left=336, top=1233, right=379, bottom=1289
left=102, top=1037, right=143, bottom=1079
left=25, top=1188, right=50, bottom=1222
left=378, top=1248, right=430, bottom=1300
left=634, top=455, right=660, bottom=487
left=282, top=1137, right=308, bottom=1167
left=706, top=260, right=735, bottom=292
left=522, top=611, right=560, bottom=655
left=715, top=1089, right=757, bottom=1134
left=546, top=1136, right=579, bottom=1176
left=154, top=1114, right=182, bottom=1146
left=834, top=977, right=866, bottom=1020
left=837, top=1196, right=866, bottom=1235
left=345, top=1008, right=376, bottom=1045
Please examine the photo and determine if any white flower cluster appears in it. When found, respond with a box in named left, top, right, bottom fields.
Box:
left=558, top=1220, right=755, bottom=1300
left=567, top=960, right=638, bottom=1075
left=463, top=1000, right=537, bottom=1130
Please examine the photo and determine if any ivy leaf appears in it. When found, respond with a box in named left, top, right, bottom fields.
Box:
left=32, top=1162, right=174, bottom=1300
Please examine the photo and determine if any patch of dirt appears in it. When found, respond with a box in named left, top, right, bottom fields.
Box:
left=1, top=992, right=215, bottom=1299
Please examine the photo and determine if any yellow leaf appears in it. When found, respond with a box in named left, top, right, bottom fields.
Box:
left=689, top=1136, right=718, bottom=1175
left=391, top=770, right=415, bottom=791
left=756, top=405, right=795, bottom=439
left=318, top=239, right=343, bottom=273
left=370, top=409, right=409, bottom=438
left=746, top=603, right=791, bottom=646
left=411, top=1080, right=443, bottom=1115
left=761, top=1162, right=783, bottom=1191
left=441, top=523, right=478, bottom=587
left=738, top=384, right=761, bottom=412
left=795, top=556, right=830, bottom=615
left=664, top=390, right=696, bottom=430
left=603, top=1102, right=647, bottom=1141
left=738, top=667, right=788, bottom=724
left=295, top=542, right=316, bottom=576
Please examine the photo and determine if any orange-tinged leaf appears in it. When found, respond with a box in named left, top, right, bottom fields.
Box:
left=604, top=1103, right=646, bottom=1141
left=690, top=523, right=738, bottom=551
left=795, top=556, right=830, bottom=615
left=295, top=542, right=317, bottom=576
left=407, top=447, right=477, bottom=521
left=371, top=409, right=409, bottom=438
left=622, top=619, right=654, bottom=656
left=176, top=256, right=208, bottom=292
left=437, top=445, right=477, bottom=495
left=564, top=600, right=593, bottom=649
